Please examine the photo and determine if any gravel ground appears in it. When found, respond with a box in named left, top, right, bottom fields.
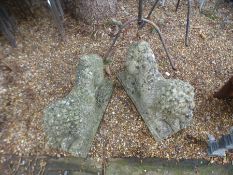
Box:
left=0, top=0, right=233, bottom=164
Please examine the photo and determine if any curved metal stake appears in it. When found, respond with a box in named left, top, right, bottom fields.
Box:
left=139, top=0, right=160, bottom=29
left=105, top=18, right=176, bottom=70
left=142, top=18, right=176, bottom=70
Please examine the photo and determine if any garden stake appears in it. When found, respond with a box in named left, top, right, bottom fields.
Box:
left=105, top=0, right=176, bottom=71
left=176, top=0, right=191, bottom=46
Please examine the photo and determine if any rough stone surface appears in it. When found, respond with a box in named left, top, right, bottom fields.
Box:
left=118, top=41, right=195, bottom=140
left=43, top=54, right=113, bottom=157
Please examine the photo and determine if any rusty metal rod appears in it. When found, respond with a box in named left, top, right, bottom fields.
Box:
left=139, top=0, right=160, bottom=29
left=138, top=0, right=143, bottom=25
left=104, top=17, right=176, bottom=70
left=185, top=0, right=191, bottom=46
left=142, top=18, right=176, bottom=70
left=175, top=0, right=181, bottom=11
left=147, top=0, right=160, bottom=19
left=175, top=0, right=191, bottom=46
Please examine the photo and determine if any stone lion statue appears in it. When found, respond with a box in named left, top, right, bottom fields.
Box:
left=119, top=41, right=195, bottom=140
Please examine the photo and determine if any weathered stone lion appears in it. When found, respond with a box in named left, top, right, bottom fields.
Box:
left=43, top=54, right=113, bottom=157
left=119, top=41, right=195, bottom=140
